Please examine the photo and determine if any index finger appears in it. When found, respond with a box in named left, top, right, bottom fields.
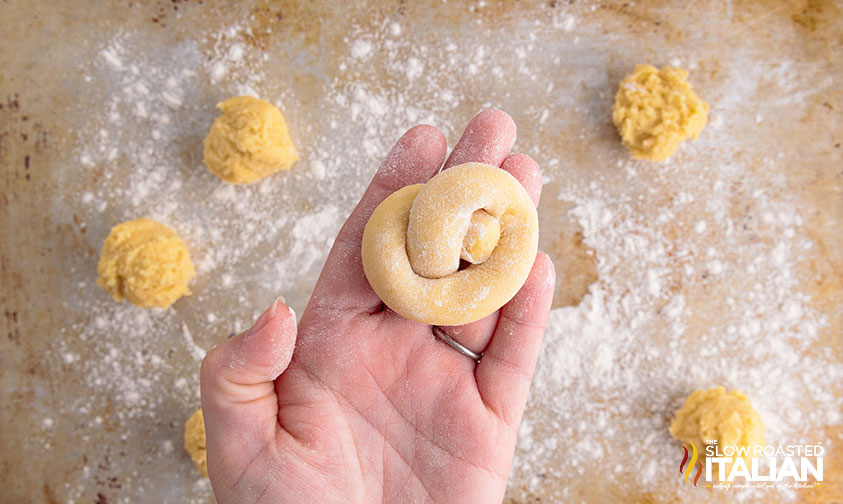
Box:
left=307, top=125, right=448, bottom=313
left=442, top=109, right=517, bottom=170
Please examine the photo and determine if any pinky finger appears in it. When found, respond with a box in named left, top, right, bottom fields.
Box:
left=474, top=252, right=555, bottom=427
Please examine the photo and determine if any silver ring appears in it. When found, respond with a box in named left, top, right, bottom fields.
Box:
left=432, top=326, right=482, bottom=361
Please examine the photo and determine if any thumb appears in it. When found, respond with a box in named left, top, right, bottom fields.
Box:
left=200, top=296, right=297, bottom=465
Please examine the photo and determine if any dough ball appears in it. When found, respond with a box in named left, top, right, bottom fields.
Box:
left=460, top=210, right=501, bottom=264
left=96, top=218, right=195, bottom=309
left=203, top=96, right=298, bottom=184
left=669, top=386, right=765, bottom=475
left=183, top=408, right=208, bottom=479
left=612, top=64, right=708, bottom=161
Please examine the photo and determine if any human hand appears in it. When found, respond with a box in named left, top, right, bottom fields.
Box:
left=200, top=109, right=556, bottom=504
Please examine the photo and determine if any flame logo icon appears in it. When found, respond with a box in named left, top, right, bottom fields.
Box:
left=679, top=442, right=703, bottom=486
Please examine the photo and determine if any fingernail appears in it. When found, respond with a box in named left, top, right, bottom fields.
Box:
left=246, top=295, right=286, bottom=337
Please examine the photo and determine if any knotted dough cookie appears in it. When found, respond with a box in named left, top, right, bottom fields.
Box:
left=362, top=162, right=539, bottom=325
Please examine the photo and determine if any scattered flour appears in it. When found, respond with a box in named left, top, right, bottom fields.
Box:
left=511, top=137, right=842, bottom=501
left=48, top=4, right=841, bottom=504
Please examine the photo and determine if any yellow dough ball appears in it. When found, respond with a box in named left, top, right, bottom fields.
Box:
left=203, top=96, right=298, bottom=184
left=96, top=218, right=195, bottom=309
left=669, top=387, right=765, bottom=478
left=612, top=64, right=708, bottom=161
left=183, top=408, right=209, bottom=479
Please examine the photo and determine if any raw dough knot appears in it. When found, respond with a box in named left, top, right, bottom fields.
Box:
left=362, top=162, right=539, bottom=325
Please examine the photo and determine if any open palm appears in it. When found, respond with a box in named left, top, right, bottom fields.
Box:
left=201, top=110, right=556, bottom=504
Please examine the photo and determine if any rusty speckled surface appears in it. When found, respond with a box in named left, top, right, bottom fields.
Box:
left=2, top=0, right=842, bottom=503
